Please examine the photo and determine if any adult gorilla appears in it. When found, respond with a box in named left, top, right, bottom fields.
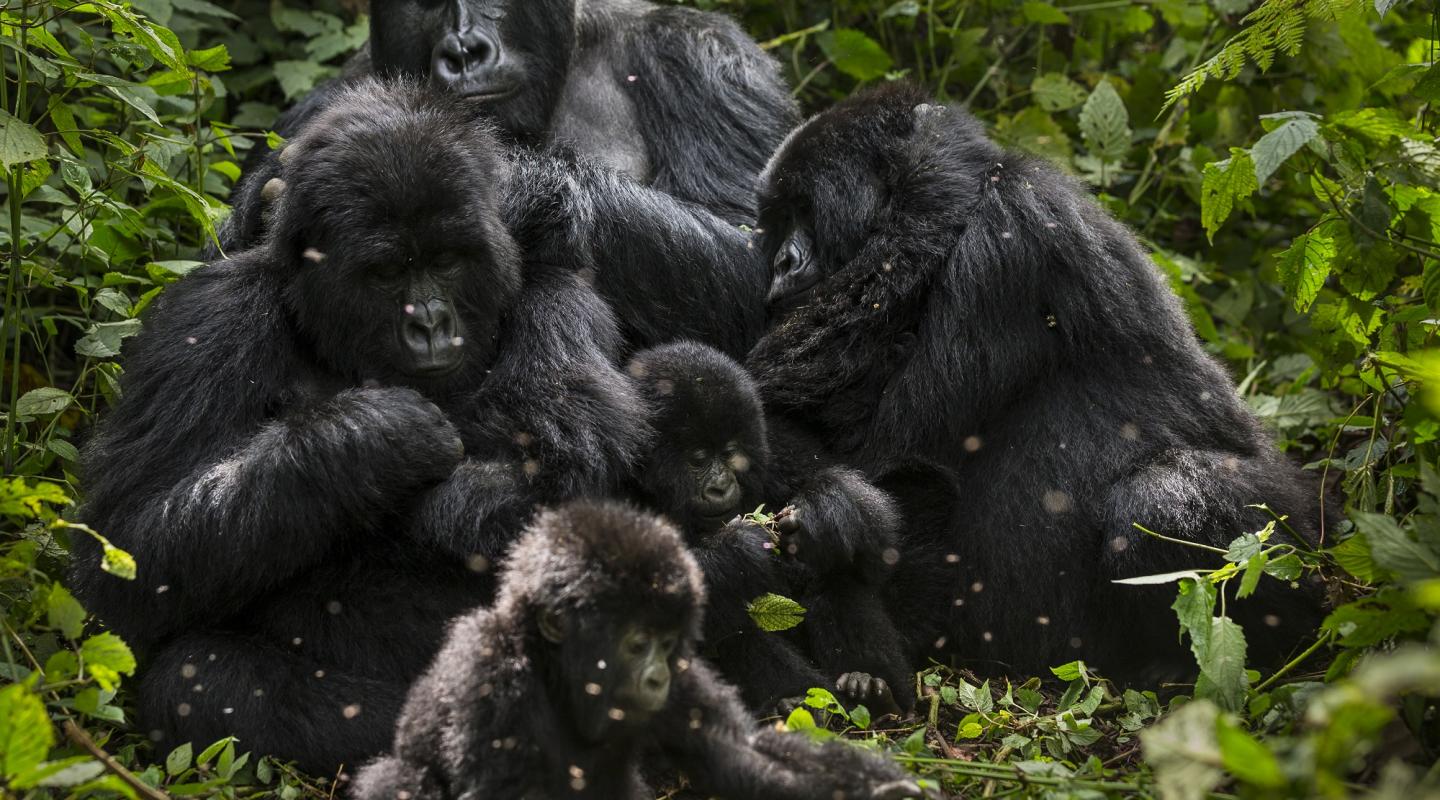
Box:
left=747, top=84, right=1324, bottom=686
left=221, top=0, right=796, bottom=356
left=70, top=80, right=645, bottom=775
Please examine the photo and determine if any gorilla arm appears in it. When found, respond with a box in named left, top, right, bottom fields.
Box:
left=608, top=4, right=798, bottom=222
left=72, top=256, right=462, bottom=648
left=415, top=265, right=650, bottom=562
left=504, top=152, right=769, bottom=359
left=658, top=659, right=919, bottom=800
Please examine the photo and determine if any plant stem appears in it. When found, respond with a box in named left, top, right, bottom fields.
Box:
left=0, top=0, right=27, bottom=474
left=1253, top=630, right=1334, bottom=693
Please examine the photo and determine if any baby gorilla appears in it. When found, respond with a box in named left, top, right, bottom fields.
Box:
left=626, top=342, right=914, bottom=716
left=351, top=502, right=921, bottom=800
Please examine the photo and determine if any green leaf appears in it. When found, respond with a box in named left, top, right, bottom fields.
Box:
left=47, top=98, right=82, bottom=156
left=13, top=756, right=106, bottom=789
left=166, top=742, right=193, bottom=777
left=1351, top=510, right=1440, bottom=582
left=188, top=44, right=230, bottom=72
left=1031, top=73, right=1088, bottom=112
left=1224, top=533, right=1263, bottom=563
left=1263, top=553, right=1304, bottom=581
left=1238, top=553, right=1268, bottom=599
left=1216, top=716, right=1285, bottom=788
left=1275, top=229, right=1335, bottom=313
left=47, top=585, right=86, bottom=640
left=1198, top=617, right=1248, bottom=712
left=1172, top=579, right=1217, bottom=663
left=902, top=727, right=929, bottom=755
left=1415, top=64, right=1440, bottom=102
left=80, top=632, right=136, bottom=691
left=0, top=108, right=46, bottom=169
left=0, top=683, right=54, bottom=780
left=849, top=704, right=871, bottom=729
left=1022, top=2, right=1071, bottom=25
left=1422, top=260, right=1440, bottom=313
left=15, top=388, right=72, bottom=418
left=746, top=593, right=806, bottom=632
left=273, top=60, right=332, bottom=100
left=1201, top=150, right=1258, bottom=241
left=1141, top=700, right=1224, bottom=800
left=1049, top=660, right=1089, bottom=682
left=1078, top=80, right=1131, bottom=162
left=1251, top=114, right=1320, bottom=184
left=817, top=29, right=893, bottom=81
left=75, top=319, right=143, bottom=359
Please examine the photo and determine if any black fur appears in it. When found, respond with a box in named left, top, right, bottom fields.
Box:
left=626, top=342, right=914, bottom=715
left=215, top=0, right=796, bottom=358
left=747, top=84, right=1325, bottom=685
left=69, top=80, right=644, bottom=775
left=351, top=501, right=921, bottom=800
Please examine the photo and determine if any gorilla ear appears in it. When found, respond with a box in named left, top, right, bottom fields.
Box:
left=537, top=608, right=567, bottom=644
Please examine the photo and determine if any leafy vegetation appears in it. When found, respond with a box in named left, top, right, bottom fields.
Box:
left=1, top=0, right=1437, bottom=797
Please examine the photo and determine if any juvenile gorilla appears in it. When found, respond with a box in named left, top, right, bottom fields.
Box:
left=627, top=342, right=913, bottom=716
left=70, top=79, right=644, bottom=775
left=747, top=84, right=1324, bottom=685
left=352, top=501, right=921, bottom=800
left=219, top=0, right=795, bottom=357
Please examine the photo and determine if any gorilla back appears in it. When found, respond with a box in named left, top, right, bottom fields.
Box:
left=70, top=78, right=643, bottom=775
left=748, top=84, right=1325, bottom=685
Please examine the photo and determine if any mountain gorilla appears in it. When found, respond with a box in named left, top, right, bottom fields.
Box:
left=627, top=342, right=913, bottom=716
left=70, top=79, right=645, bottom=776
left=352, top=501, right=921, bottom=800
left=219, top=0, right=796, bottom=357
left=746, top=84, right=1324, bottom=685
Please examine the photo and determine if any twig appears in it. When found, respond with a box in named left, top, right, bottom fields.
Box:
left=1253, top=630, right=1334, bottom=693
left=63, top=720, right=171, bottom=800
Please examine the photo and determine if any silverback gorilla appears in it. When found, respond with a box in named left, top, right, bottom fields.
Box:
left=626, top=342, right=913, bottom=716
left=70, top=79, right=645, bottom=775
left=220, top=0, right=797, bottom=357
left=747, top=84, right=1324, bottom=685
left=352, top=502, right=922, bottom=800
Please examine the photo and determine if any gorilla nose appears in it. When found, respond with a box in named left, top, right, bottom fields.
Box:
left=403, top=300, right=460, bottom=370
left=431, top=28, right=502, bottom=88
left=702, top=480, right=740, bottom=511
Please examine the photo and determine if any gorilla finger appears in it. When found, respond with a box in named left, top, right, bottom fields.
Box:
left=260, top=177, right=287, bottom=204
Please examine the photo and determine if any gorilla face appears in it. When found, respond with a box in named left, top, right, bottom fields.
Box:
left=272, top=82, right=522, bottom=389
left=538, top=609, right=682, bottom=743
left=369, top=0, right=576, bottom=144
left=627, top=343, right=770, bottom=536
left=756, top=98, right=928, bottom=316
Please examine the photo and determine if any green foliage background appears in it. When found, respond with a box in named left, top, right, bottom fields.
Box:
left=0, top=0, right=1438, bottom=797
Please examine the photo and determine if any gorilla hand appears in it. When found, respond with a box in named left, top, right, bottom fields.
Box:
left=337, top=386, right=464, bottom=491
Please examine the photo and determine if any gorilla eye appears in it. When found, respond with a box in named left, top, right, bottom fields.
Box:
left=372, top=261, right=408, bottom=282
left=687, top=449, right=710, bottom=467
left=625, top=632, right=651, bottom=657
left=659, top=634, right=679, bottom=655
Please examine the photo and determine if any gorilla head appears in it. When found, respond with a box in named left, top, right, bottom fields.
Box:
left=756, top=83, right=984, bottom=320
left=498, top=502, right=706, bottom=742
left=368, top=0, right=575, bottom=144
left=268, top=77, right=521, bottom=388
left=626, top=342, right=769, bottom=537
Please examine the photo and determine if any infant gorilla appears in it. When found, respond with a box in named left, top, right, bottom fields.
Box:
left=626, top=342, right=914, bottom=716
left=352, top=502, right=920, bottom=800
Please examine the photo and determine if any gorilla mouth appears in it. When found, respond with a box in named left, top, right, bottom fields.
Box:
left=457, top=83, right=520, bottom=103
left=408, top=359, right=463, bottom=379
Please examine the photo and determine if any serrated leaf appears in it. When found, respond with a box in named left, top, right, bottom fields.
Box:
left=1201, top=150, right=1258, bottom=241
left=1173, top=578, right=1217, bottom=665
left=1198, top=616, right=1248, bottom=712
left=1275, top=229, right=1335, bottom=312
left=746, top=593, right=806, bottom=632
left=1251, top=115, right=1319, bottom=184
left=47, top=585, right=85, bottom=640
left=817, top=29, right=892, bottom=81
left=1351, top=510, right=1440, bottom=581
left=1224, top=533, right=1263, bottom=563
left=1263, top=553, right=1304, bottom=581
left=100, top=541, right=137, bottom=581
left=0, top=108, right=46, bottom=169
left=80, top=632, right=136, bottom=692
left=0, top=683, right=54, bottom=779
left=15, top=388, right=72, bottom=418
left=1031, top=73, right=1088, bottom=112
left=1141, top=700, right=1224, bottom=800
left=1050, top=660, right=1088, bottom=682
left=1078, top=80, right=1131, bottom=162
left=75, top=319, right=143, bottom=359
